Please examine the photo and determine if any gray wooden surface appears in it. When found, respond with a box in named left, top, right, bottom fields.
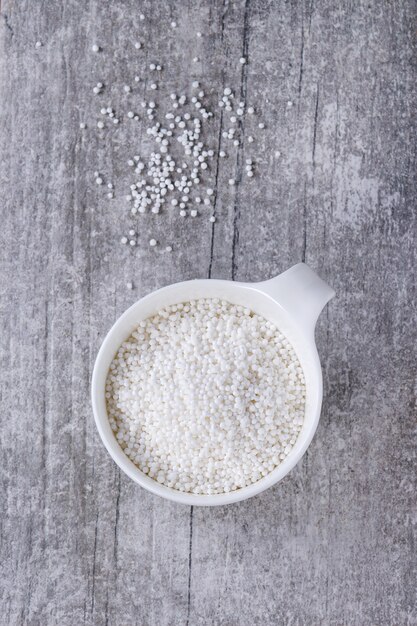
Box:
left=1, top=0, right=416, bottom=624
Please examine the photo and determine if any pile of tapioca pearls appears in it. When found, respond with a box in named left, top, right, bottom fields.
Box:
left=81, top=14, right=288, bottom=254
left=106, top=299, right=305, bottom=495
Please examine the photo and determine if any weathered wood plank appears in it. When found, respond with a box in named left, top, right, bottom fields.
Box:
left=0, top=0, right=415, bottom=624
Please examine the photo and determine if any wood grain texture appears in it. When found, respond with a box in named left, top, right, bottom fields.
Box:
left=1, top=0, right=416, bottom=624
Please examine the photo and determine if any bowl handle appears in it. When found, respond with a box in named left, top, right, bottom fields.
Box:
left=256, top=263, right=335, bottom=336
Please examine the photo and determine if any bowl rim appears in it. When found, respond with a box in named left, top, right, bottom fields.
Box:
left=91, top=278, right=323, bottom=506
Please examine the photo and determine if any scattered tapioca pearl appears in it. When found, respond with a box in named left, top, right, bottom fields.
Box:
left=150, top=83, right=157, bottom=90
left=124, top=85, right=131, bottom=93
left=196, top=31, right=202, bottom=37
left=79, top=122, right=86, bottom=129
left=193, top=57, right=199, bottom=62
left=90, top=72, right=266, bottom=254
left=258, top=122, right=265, bottom=129
left=96, top=176, right=103, bottom=185
left=126, top=281, right=133, bottom=290
left=248, top=135, right=254, bottom=143
left=165, top=245, right=172, bottom=252
left=239, top=57, right=246, bottom=64
left=120, top=236, right=128, bottom=244
left=247, top=106, right=254, bottom=114
left=149, top=239, right=157, bottom=247
left=171, top=21, right=177, bottom=28
left=134, top=42, right=142, bottom=49
left=287, top=101, right=293, bottom=107
left=228, top=178, right=235, bottom=185
left=134, top=75, right=140, bottom=82
left=139, top=13, right=145, bottom=20
left=129, top=240, right=136, bottom=246
left=91, top=44, right=100, bottom=52
left=209, top=216, right=216, bottom=222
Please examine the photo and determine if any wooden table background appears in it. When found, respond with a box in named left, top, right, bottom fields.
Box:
left=1, top=1, right=416, bottom=624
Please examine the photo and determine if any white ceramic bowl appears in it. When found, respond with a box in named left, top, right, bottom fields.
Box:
left=91, top=263, right=334, bottom=506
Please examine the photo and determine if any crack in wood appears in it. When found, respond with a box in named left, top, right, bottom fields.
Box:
left=1, top=12, right=14, bottom=37
left=91, top=512, right=99, bottom=615
left=312, top=84, right=320, bottom=171
left=231, top=0, right=251, bottom=281
left=298, top=20, right=305, bottom=97
left=208, top=100, right=225, bottom=278
left=208, top=0, right=230, bottom=279
left=113, top=471, right=121, bottom=567
left=185, top=506, right=194, bottom=626
left=301, top=182, right=307, bottom=263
